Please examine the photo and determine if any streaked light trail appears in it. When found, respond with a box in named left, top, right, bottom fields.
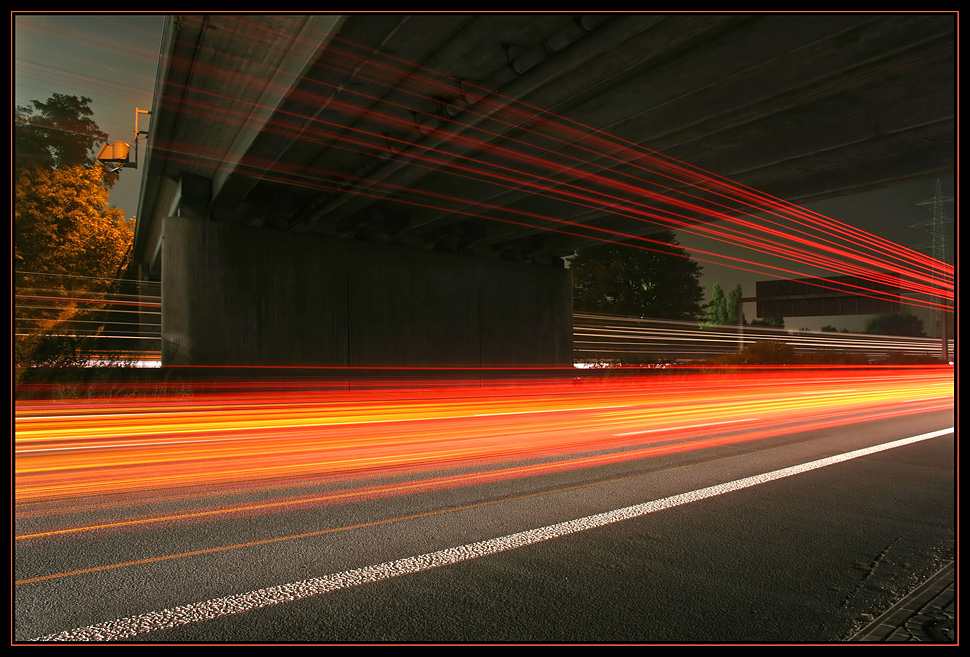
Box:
left=25, top=426, right=953, bottom=642
left=15, top=368, right=953, bottom=538
left=148, top=19, right=951, bottom=311
left=572, top=313, right=955, bottom=364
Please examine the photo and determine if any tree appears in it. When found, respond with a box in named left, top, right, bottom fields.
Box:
left=864, top=313, right=926, bottom=337
left=751, top=316, right=785, bottom=329
left=15, top=94, right=131, bottom=278
left=726, top=282, right=745, bottom=325
left=705, top=282, right=730, bottom=325
left=14, top=94, right=133, bottom=367
left=15, top=165, right=132, bottom=277
left=15, top=93, right=109, bottom=171
left=570, top=231, right=705, bottom=320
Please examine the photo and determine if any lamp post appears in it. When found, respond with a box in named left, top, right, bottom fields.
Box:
left=96, top=107, right=151, bottom=171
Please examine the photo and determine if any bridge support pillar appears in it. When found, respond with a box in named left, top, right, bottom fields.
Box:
left=161, top=216, right=573, bottom=367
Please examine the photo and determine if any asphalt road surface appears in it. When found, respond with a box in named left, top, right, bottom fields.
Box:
left=14, top=369, right=955, bottom=643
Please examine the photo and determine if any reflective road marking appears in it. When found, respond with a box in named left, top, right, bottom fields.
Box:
left=30, top=428, right=953, bottom=642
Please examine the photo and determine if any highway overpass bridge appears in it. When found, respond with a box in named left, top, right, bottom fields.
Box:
left=132, top=13, right=955, bottom=367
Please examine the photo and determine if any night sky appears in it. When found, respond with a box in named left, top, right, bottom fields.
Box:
left=14, top=13, right=165, bottom=219
left=13, top=13, right=955, bottom=334
left=677, top=176, right=955, bottom=332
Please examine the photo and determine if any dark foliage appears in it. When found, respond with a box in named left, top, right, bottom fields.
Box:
left=571, top=231, right=705, bottom=320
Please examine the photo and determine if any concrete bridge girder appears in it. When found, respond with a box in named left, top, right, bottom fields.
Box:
left=133, top=13, right=954, bottom=367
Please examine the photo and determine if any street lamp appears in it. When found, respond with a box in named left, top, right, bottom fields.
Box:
left=96, top=107, right=150, bottom=172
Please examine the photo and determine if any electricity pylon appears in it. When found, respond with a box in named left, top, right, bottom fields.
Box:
left=913, top=179, right=954, bottom=356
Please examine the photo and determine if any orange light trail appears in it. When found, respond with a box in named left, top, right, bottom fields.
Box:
left=15, top=368, right=953, bottom=541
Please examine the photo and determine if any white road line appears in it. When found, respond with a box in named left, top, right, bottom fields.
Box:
left=30, top=427, right=954, bottom=642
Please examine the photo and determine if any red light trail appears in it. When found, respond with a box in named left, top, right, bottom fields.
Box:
left=10, top=19, right=956, bottom=645
left=15, top=368, right=953, bottom=539
left=142, top=19, right=952, bottom=313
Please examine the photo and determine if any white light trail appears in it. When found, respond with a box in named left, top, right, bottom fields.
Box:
left=29, top=427, right=953, bottom=642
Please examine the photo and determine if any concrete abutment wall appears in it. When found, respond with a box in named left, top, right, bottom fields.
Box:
left=161, top=216, right=573, bottom=367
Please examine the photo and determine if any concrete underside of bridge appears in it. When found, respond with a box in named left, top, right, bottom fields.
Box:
left=162, top=216, right=572, bottom=367
left=134, top=14, right=954, bottom=367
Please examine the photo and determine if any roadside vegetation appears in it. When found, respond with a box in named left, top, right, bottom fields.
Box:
left=15, top=94, right=135, bottom=380
left=700, top=340, right=945, bottom=367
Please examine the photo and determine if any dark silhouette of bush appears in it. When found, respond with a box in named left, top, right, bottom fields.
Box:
left=702, top=340, right=946, bottom=367
left=798, top=350, right=870, bottom=365
left=864, top=313, right=926, bottom=337
left=706, top=340, right=799, bottom=365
